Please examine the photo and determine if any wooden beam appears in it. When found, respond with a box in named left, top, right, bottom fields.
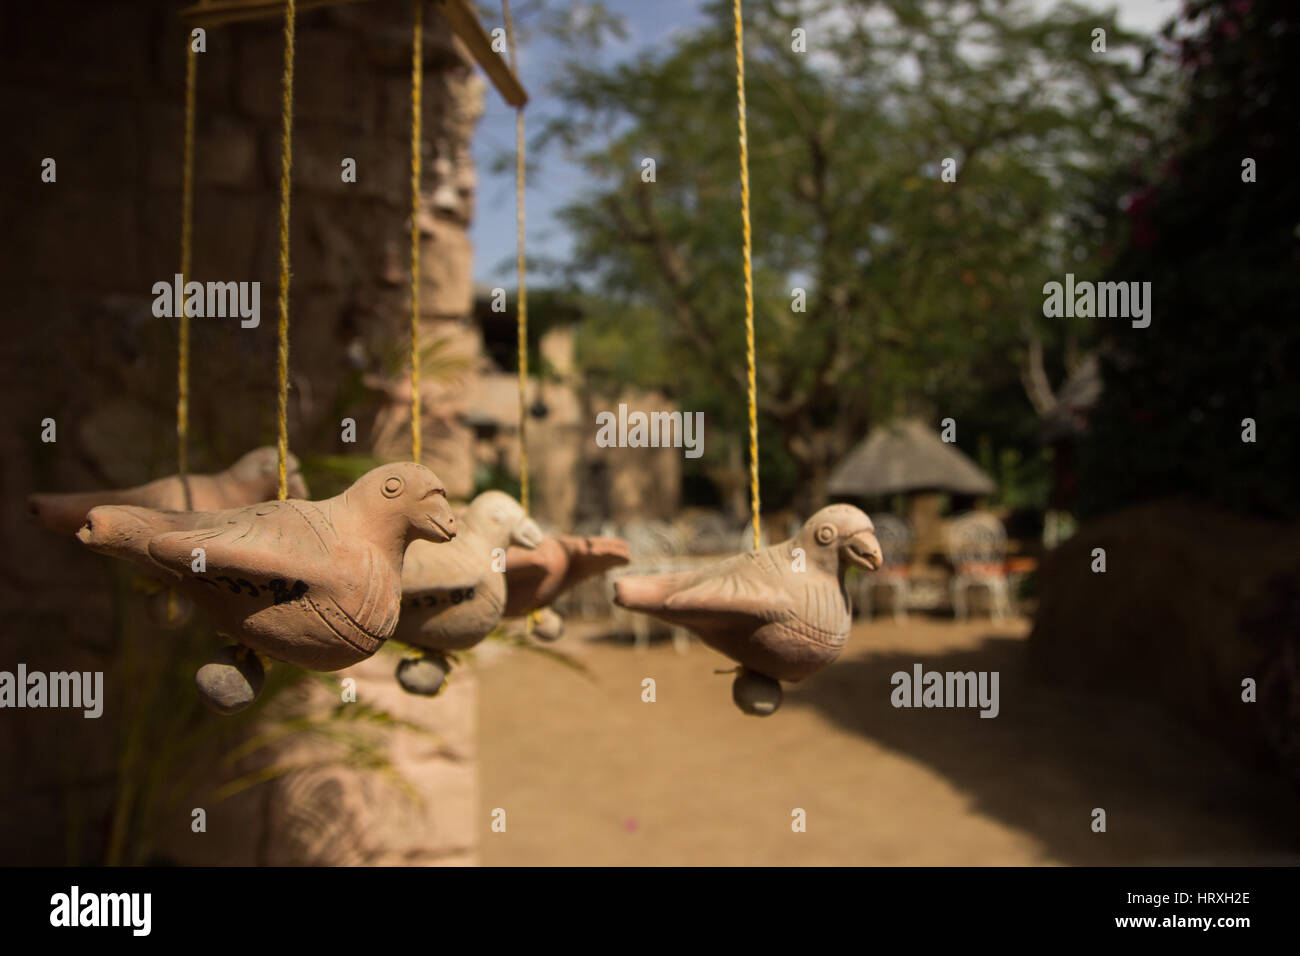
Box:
left=180, top=0, right=370, bottom=30
left=435, top=0, right=528, bottom=107
left=177, top=0, right=529, bottom=108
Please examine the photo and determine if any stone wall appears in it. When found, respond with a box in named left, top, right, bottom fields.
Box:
left=0, top=0, right=484, bottom=864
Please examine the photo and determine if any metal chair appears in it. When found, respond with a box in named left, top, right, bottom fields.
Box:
left=945, top=512, right=1013, bottom=622
left=683, top=511, right=732, bottom=555
left=854, top=513, right=913, bottom=622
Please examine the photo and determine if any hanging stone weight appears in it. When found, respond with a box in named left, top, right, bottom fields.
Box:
left=396, top=653, right=451, bottom=697
left=528, top=607, right=564, bottom=643
left=196, top=645, right=265, bottom=715
left=732, top=668, right=783, bottom=717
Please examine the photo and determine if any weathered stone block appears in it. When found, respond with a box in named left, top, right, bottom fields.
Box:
left=190, top=192, right=266, bottom=281
left=288, top=126, right=361, bottom=196
left=10, top=1, right=152, bottom=93
left=418, top=216, right=474, bottom=317
left=28, top=191, right=140, bottom=289
left=234, top=26, right=288, bottom=120
left=195, top=115, right=260, bottom=188
left=294, top=30, right=368, bottom=128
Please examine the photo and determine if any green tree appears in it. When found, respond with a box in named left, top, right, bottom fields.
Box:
left=541, top=0, right=1168, bottom=511
left=1078, top=0, right=1300, bottom=519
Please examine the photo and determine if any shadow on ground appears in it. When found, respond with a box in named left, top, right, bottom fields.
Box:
left=788, top=630, right=1300, bottom=864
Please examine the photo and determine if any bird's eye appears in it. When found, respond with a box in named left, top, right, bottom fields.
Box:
left=382, top=476, right=405, bottom=498
left=815, top=524, right=835, bottom=545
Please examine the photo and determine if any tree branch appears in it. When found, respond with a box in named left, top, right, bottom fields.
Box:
left=1017, top=313, right=1058, bottom=417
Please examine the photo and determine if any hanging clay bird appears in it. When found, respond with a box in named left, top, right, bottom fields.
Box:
left=27, top=446, right=308, bottom=537
left=502, top=534, right=631, bottom=641
left=504, top=534, right=630, bottom=617
left=393, top=490, right=543, bottom=695
left=75, top=462, right=456, bottom=712
left=613, top=505, right=881, bottom=716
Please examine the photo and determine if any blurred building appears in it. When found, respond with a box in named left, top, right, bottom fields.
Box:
left=465, top=296, right=682, bottom=528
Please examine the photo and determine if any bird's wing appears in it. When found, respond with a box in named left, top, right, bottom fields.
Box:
left=559, top=535, right=631, bottom=562
left=402, top=538, right=487, bottom=594
left=560, top=537, right=631, bottom=587
left=616, top=551, right=796, bottom=634
left=661, top=557, right=796, bottom=621
left=146, top=515, right=331, bottom=603
left=114, top=505, right=211, bottom=536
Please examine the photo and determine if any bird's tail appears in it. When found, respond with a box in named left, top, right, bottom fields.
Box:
left=572, top=536, right=631, bottom=559
left=583, top=537, right=631, bottom=566
left=76, top=505, right=162, bottom=557
left=612, top=573, right=688, bottom=612
left=29, top=490, right=136, bottom=536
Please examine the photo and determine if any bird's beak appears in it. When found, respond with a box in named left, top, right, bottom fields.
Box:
left=511, top=517, right=544, bottom=549
left=423, top=495, right=457, bottom=543
left=77, top=506, right=151, bottom=556
left=843, top=528, right=883, bottom=572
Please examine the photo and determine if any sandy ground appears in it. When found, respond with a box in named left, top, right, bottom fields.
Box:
left=477, top=615, right=1300, bottom=866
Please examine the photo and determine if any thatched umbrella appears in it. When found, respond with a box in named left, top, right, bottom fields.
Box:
left=828, top=419, right=996, bottom=570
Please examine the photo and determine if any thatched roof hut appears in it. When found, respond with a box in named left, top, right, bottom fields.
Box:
left=827, top=419, right=996, bottom=497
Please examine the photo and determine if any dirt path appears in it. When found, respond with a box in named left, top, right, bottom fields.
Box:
left=477, top=616, right=1299, bottom=865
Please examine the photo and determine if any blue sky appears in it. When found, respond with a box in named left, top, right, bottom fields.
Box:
left=468, top=0, right=1179, bottom=286
left=469, top=0, right=711, bottom=287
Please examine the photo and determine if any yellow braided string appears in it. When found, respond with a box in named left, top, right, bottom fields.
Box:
left=502, top=0, right=528, bottom=516
left=178, top=39, right=197, bottom=510
left=502, top=0, right=534, bottom=635
left=733, top=0, right=760, bottom=551
left=274, top=0, right=297, bottom=500
left=410, top=0, right=423, bottom=463
left=167, top=35, right=201, bottom=624
left=514, top=108, right=529, bottom=516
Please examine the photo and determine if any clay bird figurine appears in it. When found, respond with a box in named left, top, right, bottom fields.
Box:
left=28, top=446, right=308, bottom=537
left=76, top=462, right=456, bottom=713
left=393, top=490, right=543, bottom=695
left=502, top=534, right=631, bottom=641
left=613, top=505, right=881, bottom=716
